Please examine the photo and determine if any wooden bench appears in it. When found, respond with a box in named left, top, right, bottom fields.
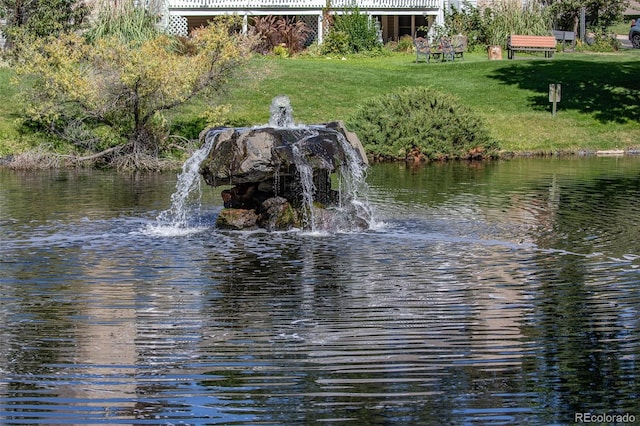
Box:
left=507, top=35, right=556, bottom=59
left=553, top=30, right=575, bottom=51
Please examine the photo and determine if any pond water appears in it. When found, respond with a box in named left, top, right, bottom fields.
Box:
left=1, top=157, right=639, bottom=425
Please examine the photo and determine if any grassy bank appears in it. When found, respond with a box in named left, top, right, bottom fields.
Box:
left=0, top=67, right=33, bottom=157
left=2, top=48, right=640, bottom=158
left=219, top=49, right=640, bottom=155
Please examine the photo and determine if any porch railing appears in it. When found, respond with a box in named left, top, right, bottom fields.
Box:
left=168, top=0, right=439, bottom=9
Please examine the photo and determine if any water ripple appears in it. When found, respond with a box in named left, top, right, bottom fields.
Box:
left=2, top=160, right=640, bottom=424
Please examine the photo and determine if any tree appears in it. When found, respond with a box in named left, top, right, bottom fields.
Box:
left=13, top=15, right=255, bottom=169
left=544, top=0, right=629, bottom=33
left=0, top=0, right=88, bottom=48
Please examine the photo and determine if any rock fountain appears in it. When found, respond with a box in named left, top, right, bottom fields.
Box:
left=198, top=95, right=372, bottom=231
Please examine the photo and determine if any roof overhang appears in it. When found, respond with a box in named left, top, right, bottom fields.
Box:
left=168, top=7, right=439, bottom=16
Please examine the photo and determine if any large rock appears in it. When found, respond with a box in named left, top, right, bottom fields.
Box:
left=199, top=121, right=367, bottom=188
left=215, top=198, right=302, bottom=231
left=257, top=197, right=301, bottom=231
left=200, top=116, right=370, bottom=231
left=216, top=208, right=259, bottom=230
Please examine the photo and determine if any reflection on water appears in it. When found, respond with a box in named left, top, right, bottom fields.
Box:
left=1, top=158, right=639, bottom=424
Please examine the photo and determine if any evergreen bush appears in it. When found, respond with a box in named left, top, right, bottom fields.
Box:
left=320, top=30, right=351, bottom=55
left=346, top=86, right=499, bottom=161
left=322, top=6, right=381, bottom=54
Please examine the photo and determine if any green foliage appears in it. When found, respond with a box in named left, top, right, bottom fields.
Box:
left=323, top=6, right=382, bottom=54
left=250, top=16, right=311, bottom=55
left=547, top=0, right=628, bottom=33
left=320, top=30, right=351, bottom=55
left=445, top=1, right=483, bottom=38
left=576, top=32, right=622, bottom=52
left=5, top=50, right=640, bottom=165
left=299, top=41, right=322, bottom=56
left=85, top=0, right=163, bottom=45
left=12, top=15, right=255, bottom=169
left=171, top=117, right=207, bottom=141
left=393, top=35, right=415, bottom=53
left=484, top=0, right=552, bottom=46
left=443, top=0, right=552, bottom=49
left=201, top=104, right=232, bottom=128
left=272, top=44, right=290, bottom=58
left=346, top=86, right=498, bottom=161
left=0, top=0, right=89, bottom=51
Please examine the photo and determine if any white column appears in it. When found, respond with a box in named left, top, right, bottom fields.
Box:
left=437, top=0, right=445, bottom=27
left=243, top=14, right=248, bottom=34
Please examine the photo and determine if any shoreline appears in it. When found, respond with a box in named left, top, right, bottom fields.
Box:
left=2, top=147, right=640, bottom=171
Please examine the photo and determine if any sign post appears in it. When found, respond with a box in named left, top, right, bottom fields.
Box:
left=549, top=83, right=561, bottom=116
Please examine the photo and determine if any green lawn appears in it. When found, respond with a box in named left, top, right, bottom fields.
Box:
left=2, top=48, right=640, bottom=157
left=218, top=50, right=640, bottom=154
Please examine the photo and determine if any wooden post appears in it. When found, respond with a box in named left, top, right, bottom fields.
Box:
left=488, top=45, right=502, bottom=60
left=549, top=83, right=561, bottom=116
left=580, top=7, right=586, bottom=43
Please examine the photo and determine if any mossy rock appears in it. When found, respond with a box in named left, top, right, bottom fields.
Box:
left=216, top=208, right=259, bottom=230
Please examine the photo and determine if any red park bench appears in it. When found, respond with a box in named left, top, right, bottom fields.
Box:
left=507, top=35, right=557, bottom=59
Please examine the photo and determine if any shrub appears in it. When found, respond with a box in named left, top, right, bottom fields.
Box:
left=576, top=31, right=621, bottom=52
left=346, top=86, right=499, bottom=161
left=84, top=0, right=162, bottom=44
left=323, top=6, right=382, bottom=54
left=394, top=35, right=414, bottom=53
left=250, top=15, right=280, bottom=54
left=277, top=17, right=312, bottom=53
left=0, top=0, right=89, bottom=50
left=12, top=16, right=255, bottom=170
left=250, top=16, right=311, bottom=54
left=272, top=44, right=290, bottom=57
left=320, top=30, right=351, bottom=55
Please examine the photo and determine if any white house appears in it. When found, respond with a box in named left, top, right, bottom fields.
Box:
left=160, top=0, right=476, bottom=43
left=0, top=0, right=476, bottom=49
